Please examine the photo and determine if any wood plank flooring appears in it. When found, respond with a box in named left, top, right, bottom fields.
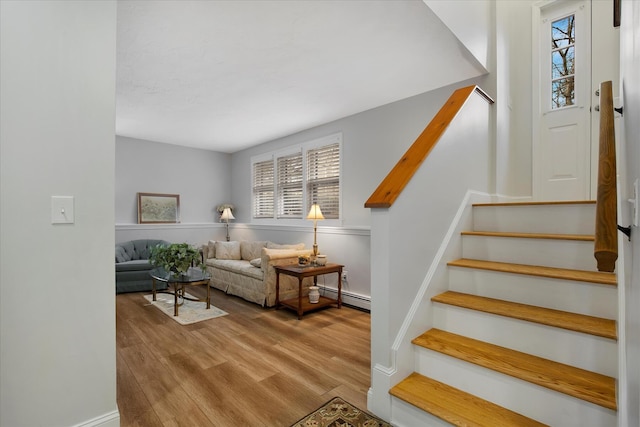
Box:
left=116, top=288, right=371, bottom=427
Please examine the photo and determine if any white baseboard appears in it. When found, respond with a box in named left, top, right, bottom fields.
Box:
left=317, top=285, right=370, bottom=311
left=71, top=410, right=120, bottom=427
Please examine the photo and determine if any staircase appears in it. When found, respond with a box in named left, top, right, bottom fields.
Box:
left=389, top=201, right=618, bottom=426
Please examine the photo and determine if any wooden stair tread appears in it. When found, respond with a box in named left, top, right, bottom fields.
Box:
left=448, top=258, right=616, bottom=286
left=390, top=372, right=548, bottom=427
left=432, top=291, right=617, bottom=340
left=472, top=200, right=596, bottom=207
left=412, top=329, right=617, bottom=411
left=461, top=231, right=594, bottom=241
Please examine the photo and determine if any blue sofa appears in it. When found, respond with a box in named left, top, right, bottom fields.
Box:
left=115, top=239, right=170, bottom=293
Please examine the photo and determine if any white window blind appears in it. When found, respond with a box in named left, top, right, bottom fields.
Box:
left=307, top=142, right=340, bottom=219
left=277, top=152, right=303, bottom=218
left=252, top=159, right=274, bottom=218
left=251, top=133, right=341, bottom=221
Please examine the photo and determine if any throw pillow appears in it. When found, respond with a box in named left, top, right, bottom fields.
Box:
left=207, top=240, right=216, bottom=259
left=249, top=258, right=262, bottom=268
left=215, top=241, right=241, bottom=260
left=240, top=241, right=268, bottom=261
left=266, top=242, right=305, bottom=250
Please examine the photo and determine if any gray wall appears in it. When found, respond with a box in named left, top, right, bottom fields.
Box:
left=116, top=136, right=231, bottom=226
left=226, top=77, right=488, bottom=307
left=230, top=76, right=489, bottom=227
left=1, top=2, right=119, bottom=426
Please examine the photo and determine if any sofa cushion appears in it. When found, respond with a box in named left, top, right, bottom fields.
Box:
left=249, top=258, right=262, bottom=268
left=215, top=241, right=241, bottom=260
left=209, top=259, right=263, bottom=280
left=266, top=242, right=305, bottom=250
left=115, top=260, right=154, bottom=272
left=241, top=241, right=267, bottom=261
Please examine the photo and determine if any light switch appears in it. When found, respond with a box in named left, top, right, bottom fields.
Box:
left=51, top=196, right=75, bottom=224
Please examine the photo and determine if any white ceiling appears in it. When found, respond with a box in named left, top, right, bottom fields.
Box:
left=116, top=0, right=485, bottom=153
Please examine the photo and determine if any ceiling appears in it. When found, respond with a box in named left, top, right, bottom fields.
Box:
left=116, top=1, right=485, bottom=153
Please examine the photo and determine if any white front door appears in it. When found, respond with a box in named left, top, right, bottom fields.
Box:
left=534, top=0, right=591, bottom=201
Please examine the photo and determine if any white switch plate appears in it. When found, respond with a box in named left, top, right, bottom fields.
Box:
left=51, top=196, right=74, bottom=224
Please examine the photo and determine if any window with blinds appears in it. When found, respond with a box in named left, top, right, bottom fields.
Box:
left=251, top=133, right=341, bottom=221
left=307, top=143, right=340, bottom=219
left=277, top=152, right=303, bottom=218
left=252, top=159, right=274, bottom=218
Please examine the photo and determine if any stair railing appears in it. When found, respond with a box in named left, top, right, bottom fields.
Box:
left=365, top=85, right=494, bottom=209
left=594, top=80, right=618, bottom=273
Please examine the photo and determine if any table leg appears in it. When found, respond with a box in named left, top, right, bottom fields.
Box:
left=206, top=280, right=210, bottom=309
left=337, top=269, right=342, bottom=309
left=275, top=271, right=281, bottom=309
left=152, top=278, right=157, bottom=301
left=174, top=283, right=179, bottom=316
left=297, top=277, right=303, bottom=320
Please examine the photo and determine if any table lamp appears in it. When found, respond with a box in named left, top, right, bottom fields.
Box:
left=306, top=204, right=324, bottom=256
left=221, top=207, right=235, bottom=241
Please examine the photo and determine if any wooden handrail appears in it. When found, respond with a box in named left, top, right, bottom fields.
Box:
left=594, top=81, right=618, bottom=273
left=364, top=85, right=494, bottom=209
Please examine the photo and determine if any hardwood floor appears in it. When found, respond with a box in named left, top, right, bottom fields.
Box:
left=116, top=287, right=372, bottom=426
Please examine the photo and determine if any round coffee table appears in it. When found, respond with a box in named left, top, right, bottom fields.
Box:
left=149, top=267, right=211, bottom=316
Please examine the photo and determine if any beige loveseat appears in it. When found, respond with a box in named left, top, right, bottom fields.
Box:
left=202, top=240, right=314, bottom=307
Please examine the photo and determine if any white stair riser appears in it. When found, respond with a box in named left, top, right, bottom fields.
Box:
left=461, top=235, right=597, bottom=271
left=473, top=204, right=596, bottom=235
left=391, top=398, right=452, bottom=427
left=432, top=304, right=618, bottom=376
left=448, top=267, right=618, bottom=319
left=415, top=349, right=617, bottom=427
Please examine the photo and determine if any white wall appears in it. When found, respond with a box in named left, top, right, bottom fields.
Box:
left=424, top=0, right=491, bottom=70
left=428, top=0, right=534, bottom=199
left=116, top=136, right=231, bottom=225
left=0, top=2, right=119, bottom=426
left=494, top=0, right=535, bottom=197
left=620, top=0, right=640, bottom=424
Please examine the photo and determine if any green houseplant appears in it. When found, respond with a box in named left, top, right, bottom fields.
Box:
left=149, top=242, right=203, bottom=276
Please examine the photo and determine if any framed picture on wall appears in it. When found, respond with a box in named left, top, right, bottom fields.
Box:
left=137, top=192, right=180, bottom=224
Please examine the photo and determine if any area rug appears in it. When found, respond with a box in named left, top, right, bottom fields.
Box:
left=143, top=293, right=228, bottom=325
left=291, top=397, right=391, bottom=427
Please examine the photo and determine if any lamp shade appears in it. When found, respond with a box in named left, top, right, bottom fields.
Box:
left=220, top=207, right=235, bottom=221
left=306, top=204, right=325, bottom=221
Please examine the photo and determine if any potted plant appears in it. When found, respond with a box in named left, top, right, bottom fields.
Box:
left=149, top=242, right=203, bottom=277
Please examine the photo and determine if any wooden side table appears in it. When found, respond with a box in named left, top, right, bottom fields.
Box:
left=274, top=263, right=343, bottom=319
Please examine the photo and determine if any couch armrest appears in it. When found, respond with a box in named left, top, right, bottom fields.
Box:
left=261, top=248, right=313, bottom=307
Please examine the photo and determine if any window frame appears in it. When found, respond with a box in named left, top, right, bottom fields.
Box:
left=250, top=133, right=342, bottom=226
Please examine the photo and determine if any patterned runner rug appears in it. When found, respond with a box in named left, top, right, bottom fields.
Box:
left=291, top=397, right=391, bottom=427
left=143, top=293, right=228, bottom=325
